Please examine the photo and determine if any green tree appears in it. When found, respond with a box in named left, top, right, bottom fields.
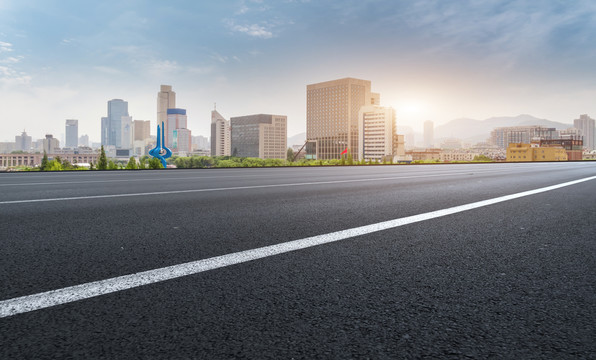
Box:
left=97, top=146, right=108, bottom=170
left=108, top=160, right=117, bottom=170
left=62, top=158, right=73, bottom=170
left=473, top=154, right=492, bottom=162
left=148, top=157, right=163, bottom=169
left=89, top=161, right=95, bottom=170
left=48, top=159, right=63, bottom=171
left=125, top=156, right=138, bottom=169
left=287, top=148, right=294, bottom=162
left=347, top=150, right=353, bottom=165
left=40, top=151, right=49, bottom=171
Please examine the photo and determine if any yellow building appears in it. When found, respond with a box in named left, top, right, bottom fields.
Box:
left=506, top=143, right=568, bottom=162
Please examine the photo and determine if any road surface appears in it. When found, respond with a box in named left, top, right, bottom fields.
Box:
left=1, top=163, right=595, bottom=358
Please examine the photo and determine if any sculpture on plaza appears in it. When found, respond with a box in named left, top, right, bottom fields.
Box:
left=149, top=121, right=172, bottom=168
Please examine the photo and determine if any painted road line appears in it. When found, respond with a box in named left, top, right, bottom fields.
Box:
left=1, top=175, right=595, bottom=318
left=0, top=171, right=487, bottom=204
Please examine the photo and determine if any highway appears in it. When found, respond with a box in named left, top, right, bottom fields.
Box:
left=1, top=162, right=595, bottom=358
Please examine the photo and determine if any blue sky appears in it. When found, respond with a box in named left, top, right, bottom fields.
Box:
left=1, top=0, right=596, bottom=142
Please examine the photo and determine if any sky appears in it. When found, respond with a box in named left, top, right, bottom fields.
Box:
left=1, top=0, right=596, bottom=143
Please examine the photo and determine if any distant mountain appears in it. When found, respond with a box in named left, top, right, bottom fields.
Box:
left=434, top=114, right=573, bottom=143
left=287, top=132, right=306, bottom=146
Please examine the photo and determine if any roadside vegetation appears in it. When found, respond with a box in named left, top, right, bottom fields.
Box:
left=8, top=146, right=500, bottom=172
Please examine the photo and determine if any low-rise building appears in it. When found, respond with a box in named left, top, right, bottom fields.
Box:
left=506, top=143, right=567, bottom=162
left=0, top=152, right=100, bottom=168
left=439, top=151, right=480, bottom=162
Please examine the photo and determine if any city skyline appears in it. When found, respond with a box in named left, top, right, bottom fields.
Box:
left=1, top=1, right=596, bottom=142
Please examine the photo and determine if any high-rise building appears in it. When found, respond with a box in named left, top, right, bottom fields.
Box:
left=79, top=134, right=89, bottom=147
left=230, top=114, right=287, bottom=159
left=358, top=105, right=402, bottom=162
left=65, top=119, right=78, bottom=148
left=14, top=130, right=32, bottom=152
left=43, top=134, right=60, bottom=154
left=424, top=120, right=434, bottom=148
left=167, top=108, right=192, bottom=154
left=307, top=78, right=372, bottom=160
left=121, top=115, right=133, bottom=151
left=157, top=85, right=176, bottom=147
left=133, top=120, right=151, bottom=141
left=101, top=99, right=129, bottom=148
left=211, top=109, right=231, bottom=156
left=573, top=114, right=595, bottom=150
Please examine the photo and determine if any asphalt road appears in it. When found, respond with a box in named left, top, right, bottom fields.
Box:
left=1, top=163, right=595, bottom=359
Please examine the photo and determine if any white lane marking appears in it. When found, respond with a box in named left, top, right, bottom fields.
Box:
left=0, top=174, right=277, bottom=187
left=0, top=171, right=485, bottom=204
left=1, top=175, right=595, bottom=318
left=0, top=166, right=521, bottom=187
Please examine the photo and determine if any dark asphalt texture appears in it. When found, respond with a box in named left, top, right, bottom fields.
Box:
left=1, top=163, right=595, bottom=359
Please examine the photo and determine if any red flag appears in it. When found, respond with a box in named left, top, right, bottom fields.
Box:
left=340, top=147, right=348, bottom=155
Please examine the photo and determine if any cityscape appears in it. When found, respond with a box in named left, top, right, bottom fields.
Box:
left=1, top=1, right=595, bottom=359
left=1, top=78, right=595, bottom=170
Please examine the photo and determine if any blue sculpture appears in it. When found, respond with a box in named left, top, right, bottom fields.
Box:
left=149, top=121, right=172, bottom=168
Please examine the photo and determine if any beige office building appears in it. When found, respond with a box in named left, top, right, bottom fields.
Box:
left=358, top=105, right=404, bottom=162
left=211, top=109, right=231, bottom=156
left=157, top=85, right=176, bottom=147
left=134, top=120, right=151, bottom=141
left=230, top=114, right=287, bottom=159
left=307, top=78, right=372, bottom=160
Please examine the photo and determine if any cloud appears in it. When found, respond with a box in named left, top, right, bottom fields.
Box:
left=0, top=56, right=22, bottom=64
left=0, top=41, right=13, bottom=52
left=0, top=65, right=31, bottom=85
left=226, top=20, right=273, bottom=38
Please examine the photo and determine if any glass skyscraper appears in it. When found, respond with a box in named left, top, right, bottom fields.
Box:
left=101, top=99, right=129, bottom=148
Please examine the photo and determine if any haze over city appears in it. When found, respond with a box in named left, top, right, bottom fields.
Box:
left=1, top=0, right=595, bottom=142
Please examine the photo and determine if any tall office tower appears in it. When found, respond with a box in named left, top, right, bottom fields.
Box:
left=230, top=114, right=287, bottom=159
left=307, top=78, right=372, bottom=160
left=102, top=99, right=129, bottom=148
left=133, top=120, right=151, bottom=141
left=121, top=116, right=133, bottom=150
left=157, top=85, right=176, bottom=147
left=358, top=105, right=400, bottom=162
left=101, top=117, right=108, bottom=146
left=14, top=130, right=32, bottom=152
left=65, top=119, right=78, bottom=148
left=79, top=134, right=89, bottom=147
left=573, top=114, right=595, bottom=150
left=166, top=108, right=192, bottom=154
left=424, top=120, right=434, bottom=148
left=211, top=109, right=231, bottom=156
left=43, top=134, right=60, bottom=154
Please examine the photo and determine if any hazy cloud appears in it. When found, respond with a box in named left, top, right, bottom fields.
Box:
left=226, top=20, right=273, bottom=38
left=0, top=41, right=13, bottom=52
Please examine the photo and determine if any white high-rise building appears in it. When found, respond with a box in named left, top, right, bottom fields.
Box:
left=43, top=134, right=60, bottom=154
left=358, top=105, right=403, bottom=162
left=79, top=134, right=89, bottom=147
left=211, top=109, right=231, bottom=156
left=15, top=130, right=32, bottom=152
left=157, top=85, right=176, bottom=147
left=120, top=115, right=133, bottom=151
left=65, top=119, right=78, bottom=148
left=574, top=114, right=595, bottom=150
